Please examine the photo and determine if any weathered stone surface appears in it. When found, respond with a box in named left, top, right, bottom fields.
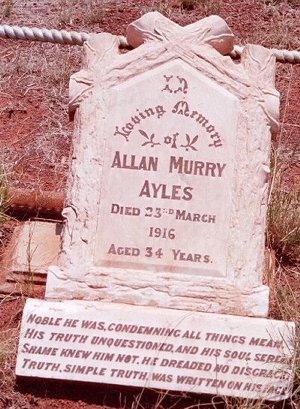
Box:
left=45, top=13, right=279, bottom=317
left=16, top=299, right=295, bottom=401
left=6, top=221, right=61, bottom=283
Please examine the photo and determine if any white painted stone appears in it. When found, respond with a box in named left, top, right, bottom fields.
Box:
left=45, top=13, right=279, bottom=317
left=16, top=299, right=295, bottom=401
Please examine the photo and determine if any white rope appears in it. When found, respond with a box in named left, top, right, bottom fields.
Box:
left=0, top=24, right=90, bottom=45
left=1, top=24, right=300, bottom=64
left=230, top=44, right=300, bottom=64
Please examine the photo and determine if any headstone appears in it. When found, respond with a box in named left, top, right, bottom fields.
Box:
left=16, top=13, right=295, bottom=402
left=44, top=13, right=278, bottom=317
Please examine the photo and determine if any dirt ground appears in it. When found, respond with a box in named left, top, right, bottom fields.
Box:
left=0, top=1, right=300, bottom=408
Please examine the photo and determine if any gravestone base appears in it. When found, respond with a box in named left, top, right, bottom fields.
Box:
left=16, top=298, right=295, bottom=401
left=46, top=266, right=270, bottom=317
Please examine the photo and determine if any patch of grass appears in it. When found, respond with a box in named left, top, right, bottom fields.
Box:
left=266, top=261, right=300, bottom=408
left=265, top=150, right=300, bottom=408
left=58, top=0, right=78, bottom=27
left=0, top=326, right=18, bottom=392
left=0, top=42, right=79, bottom=191
left=141, top=0, right=220, bottom=18
left=198, top=0, right=220, bottom=16
left=0, top=166, right=9, bottom=227
left=84, top=0, right=109, bottom=24
left=258, top=2, right=300, bottom=50
left=58, top=0, right=111, bottom=27
left=0, top=0, right=14, bottom=19
left=0, top=298, right=25, bottom=408
left=0, top=44, right=78, bottom=97
left=263, top=0, right=299, bottom=6
left=266, top=17, right=300, bottom=50
left=267, top=151, right=300, bottom=264
left=220, top=397, right=270, bottom=409
left=141, top=0, right=174, bottom=17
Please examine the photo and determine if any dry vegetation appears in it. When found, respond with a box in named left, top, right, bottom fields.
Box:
left=0, top=0, right=300, bottom=408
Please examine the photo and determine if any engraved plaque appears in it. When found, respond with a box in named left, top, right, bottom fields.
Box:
left=95, top=61, right=238, bottom=277
left=17, top=299, right=295, bottom=401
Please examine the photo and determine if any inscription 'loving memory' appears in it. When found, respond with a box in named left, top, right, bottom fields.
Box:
left=114, top=100, right=222, bottom=149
